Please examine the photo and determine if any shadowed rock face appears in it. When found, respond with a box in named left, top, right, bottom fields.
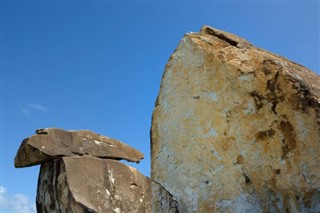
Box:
left=14, top=128, right=144, bottom=167
left=152, top=181, right=179, bottom=213
left=151, top=25, right=320, bottom=212
left=15, top=128, right=179, bottom=213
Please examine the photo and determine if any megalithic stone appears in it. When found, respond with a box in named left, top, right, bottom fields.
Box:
left=14, top=128, right=144, bottom=167
left=151, top=25, right=320, bottom=212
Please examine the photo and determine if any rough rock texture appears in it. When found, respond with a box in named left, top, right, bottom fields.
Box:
left=36, top=156, right=151, bottom=213
left=14, top=128, right=144, bottom=168
left=151, top=25, right=320, bottom=212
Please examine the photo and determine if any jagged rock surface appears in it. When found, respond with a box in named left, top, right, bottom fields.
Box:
left=14, top=128, right=144, bottom=168
left=36, top=156, right=151, bottom=213
left=151, top=25, right=320, bottom=212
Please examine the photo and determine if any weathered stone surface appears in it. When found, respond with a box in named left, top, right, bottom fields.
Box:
left=36, top=156, right=151, bottom=213
left=15, top=128, right=144, bottom=167
left=151, top=25, right=320, bottom=212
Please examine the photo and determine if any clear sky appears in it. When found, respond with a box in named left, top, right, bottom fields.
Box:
left=1, top=1, right=319, bottom=212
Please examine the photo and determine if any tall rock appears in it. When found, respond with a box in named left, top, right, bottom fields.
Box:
left=151, top=26, right=320, bottom=212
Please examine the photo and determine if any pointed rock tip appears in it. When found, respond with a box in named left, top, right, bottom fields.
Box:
left=199, top=25, right=252, bottom=49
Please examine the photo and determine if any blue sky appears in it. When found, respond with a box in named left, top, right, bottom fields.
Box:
left=1, top=1, right=319, bottom=212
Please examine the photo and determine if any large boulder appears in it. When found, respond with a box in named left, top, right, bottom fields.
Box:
left=14, top=128, right=144, bottom=168
left=151, top=26, right=320, bottom=212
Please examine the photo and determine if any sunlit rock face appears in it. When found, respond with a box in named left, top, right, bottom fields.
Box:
left=151, top=25, right=320, bottom=212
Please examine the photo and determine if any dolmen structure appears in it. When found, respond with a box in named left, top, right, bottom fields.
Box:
left=15, top=26, right=320, bottom=212
left=15, top=128, right=177, bottom=213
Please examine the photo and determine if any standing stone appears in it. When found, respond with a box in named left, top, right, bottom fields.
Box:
left=151, top=26, right=320, bottom=212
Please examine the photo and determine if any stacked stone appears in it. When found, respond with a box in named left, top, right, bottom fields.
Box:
left=15, top=128, right=178, bottom=213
